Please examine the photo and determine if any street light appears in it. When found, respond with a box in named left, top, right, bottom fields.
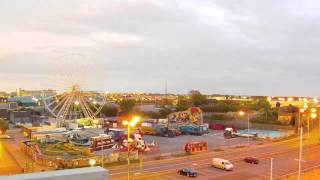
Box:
left=298, top=109, right=305, bottom=134
left=93, top=119, right=99, bottom=124
left=239, top=111, right=245, bottom=116
left=93, top=119, right=99, bottom=128
left=89, top=159, right=96, bottom=167
left=298, top=127, right=303, bottom=180
left=239, top=111, right=250, bottom=146
left=309, top=112, right=317, bottom=138
left=122, top=116, right=140, bottom=180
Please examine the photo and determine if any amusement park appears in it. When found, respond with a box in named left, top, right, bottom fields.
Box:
left=8, top=84, right=203, bottom=170
left=2, top=82, right=306, bottom=180
left=6, top=82, right=261, bottom=174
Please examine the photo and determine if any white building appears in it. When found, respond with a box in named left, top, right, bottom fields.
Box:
left=0, top=167, right=108, bottom=180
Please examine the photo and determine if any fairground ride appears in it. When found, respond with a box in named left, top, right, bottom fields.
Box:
left=42, top=84, right=106, bottom=127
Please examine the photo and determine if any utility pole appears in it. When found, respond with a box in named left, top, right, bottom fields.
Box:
left=101, top=139, right=104, bottom=168
left=127, top=125, right=131, bottom=180
left=270, top=158, right=273, bottom=180
left=298, top=127, right=303, bottom=180
left=165, top=80, right=168, bottom=106
left=308, top=116, right=310, bottom=138
left=247, top=113, right=250, bottom=146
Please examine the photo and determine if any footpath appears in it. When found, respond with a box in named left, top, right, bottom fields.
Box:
left=4, top=129, right=52, bottom=174
left=282, top=167, right=320, bottom=179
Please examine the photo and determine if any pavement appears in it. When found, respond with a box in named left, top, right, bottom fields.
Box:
left=0, top=129, right=52, bottom=176
left=0, top=140, right=21, bottom=175
left=282, top=167, right=320, bottom=179
left=108, top=131, right=320, bottom=180
left=143, top=130, right=261, bottom=155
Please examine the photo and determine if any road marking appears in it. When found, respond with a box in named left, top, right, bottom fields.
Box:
left=294, top=158, right=306, bottom=162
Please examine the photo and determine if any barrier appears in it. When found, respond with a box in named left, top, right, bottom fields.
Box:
left=20, top=141, right=138, bottom=168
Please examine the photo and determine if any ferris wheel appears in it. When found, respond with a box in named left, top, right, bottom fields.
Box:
left=42, top=84, right=106, bottom=126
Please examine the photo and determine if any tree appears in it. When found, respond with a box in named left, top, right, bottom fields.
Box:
left=143, top=108, right=173, bottom=119
left=175, top=96, right=190, bottom=111
left=101, top=105, right=119, bottom=117
left=159, top=108, right=173, bottom=118
left=119, top=99, right=136, bottom=114
left=0, top=118, right=9, bottom=134
left=250, top=98, right=271, bottom=111
left=189, top=90, right=208, bottom=106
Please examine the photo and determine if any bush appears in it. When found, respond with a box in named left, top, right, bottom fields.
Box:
left=203, top=113, right=231, bottom=124
left=119, top=99, right=136, bottom=113
left=101, top=105, right=119, bottom=117
left=250, top=114, right=282, bottom=125
left=209, top=114, right=229, bottom=120
left=0, top=118, right=9, bottom=134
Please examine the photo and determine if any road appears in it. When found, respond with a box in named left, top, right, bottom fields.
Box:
left=109, top=133, right=320, bottom=180
left=0, top=129, right=49, bottom=176
left=0, top=140, right=21, bottom=175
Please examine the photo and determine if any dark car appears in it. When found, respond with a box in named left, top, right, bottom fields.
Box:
left=178, top=168, right=198, bottom=177
left=244, top=157, right=259, bottom=164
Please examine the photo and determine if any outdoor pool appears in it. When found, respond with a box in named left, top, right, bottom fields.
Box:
left=237, top=129, right=293, bottom=138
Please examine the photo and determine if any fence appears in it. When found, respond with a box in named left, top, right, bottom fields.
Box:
left=20, top=141, right=138, bottom=169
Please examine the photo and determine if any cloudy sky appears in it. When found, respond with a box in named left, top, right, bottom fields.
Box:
left=0, top=0, right=320, bottom=96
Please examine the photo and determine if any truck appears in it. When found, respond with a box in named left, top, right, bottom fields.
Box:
left=178, top=124, right=208, bottom=136
left=155, top=125, right=181, bottom=137
left=108, top=128, right=126, bottom=142
left=141, top=126, right=156, bottom=135
left=223, top=127, right=237, bottom=139
left=141, top=123, right=181, bottom=137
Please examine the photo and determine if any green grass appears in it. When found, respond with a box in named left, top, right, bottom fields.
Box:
left=212, top=148, right=224, bottom=152
left=273, top=134, right=297, bottom=142
left=171, top=152, right=194, bottom=157
left=154, top=156, right=164, bottom=160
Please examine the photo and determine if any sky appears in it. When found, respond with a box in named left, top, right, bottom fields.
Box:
left=1, top=0, right=320, bottom=96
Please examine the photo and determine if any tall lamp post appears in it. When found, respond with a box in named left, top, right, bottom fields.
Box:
left=239, top=111, right=250, bottom=146
left=122, top=116, right=140, bottom=180
left=298, top=126, right=303, bottom=180
left=298, top=109, right=304, bottom=134
left=310, top=111, right=317, bottom=138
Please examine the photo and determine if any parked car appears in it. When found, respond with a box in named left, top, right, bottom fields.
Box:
left=178, top=168, right=198, bottom=177
left=212, top=158, right=234, bottom=171
left=244, top=157, right=259, bottom=164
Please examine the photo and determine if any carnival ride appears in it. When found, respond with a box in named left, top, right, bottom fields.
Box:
left=168, top=107, right=203, bottom=125
left=42, top=84, right=106, bottom=127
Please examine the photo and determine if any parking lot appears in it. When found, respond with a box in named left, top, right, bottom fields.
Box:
left=143, top=130, right=260, bottom=154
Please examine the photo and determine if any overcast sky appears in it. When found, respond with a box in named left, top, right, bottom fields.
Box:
left=1, top=0, right=320, bottom=96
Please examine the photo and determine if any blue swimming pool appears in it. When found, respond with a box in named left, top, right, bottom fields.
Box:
left=237, top=129, right=293, bottom=138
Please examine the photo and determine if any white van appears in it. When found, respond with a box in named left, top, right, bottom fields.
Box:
left=212, top=158, right=234, bottom=171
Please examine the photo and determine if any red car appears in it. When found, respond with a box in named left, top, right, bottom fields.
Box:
left=244, top=157, right=259, bottom=164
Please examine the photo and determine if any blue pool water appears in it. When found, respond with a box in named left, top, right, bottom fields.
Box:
left=237, top=129, right=293, bottom=138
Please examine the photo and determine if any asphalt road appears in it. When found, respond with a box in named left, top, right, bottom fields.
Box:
left=109, top=133, right=320, bottom=180
left=0, top=140, right=21, bottom=175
